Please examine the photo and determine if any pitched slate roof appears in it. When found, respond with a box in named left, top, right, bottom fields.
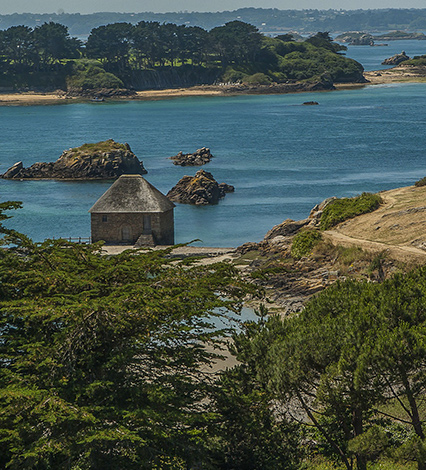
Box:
left=89, top=175, right=175, bottom=213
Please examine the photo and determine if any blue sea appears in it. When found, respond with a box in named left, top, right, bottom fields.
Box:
left=1, top=42, right=426, bottom=247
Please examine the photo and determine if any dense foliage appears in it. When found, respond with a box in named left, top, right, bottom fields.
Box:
left=0, top=20, right=364, bottom=91
left=0, top=202, right=260, bottom=469
left=233, top=271, right=426, bottom=470
left=404, top=55, right=426, bottom=67
left=320, top=192, right=382, bottom=230
left=415, top=176, right=426, bottom=187
left=291, top=229, right=322, bottom=259
left=66, top=59, right=124, bottom=92
left=5, top=198, right=426, bottom=469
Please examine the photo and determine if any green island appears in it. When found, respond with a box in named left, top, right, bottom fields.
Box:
left=0, top=21, right=364, bottom=96
left=3, top=180, right=426, bottom=469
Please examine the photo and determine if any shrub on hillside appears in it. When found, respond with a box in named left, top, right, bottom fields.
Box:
left=243, top=73, right=272, bottom=85
left=320, top=192, right=382, bottom=230
left=414, top=176, right=426, bottom=187
left=66, top=59, right=123, bottom=91
left=291, top=229, right=322, bottom=259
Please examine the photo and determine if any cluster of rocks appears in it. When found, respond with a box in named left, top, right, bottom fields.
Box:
left=235, top=199, right=332, bottom=315
left=167, top=169, right=234, bottom=205
left=382, top=51, right=410, bottom=65
left=1, top=139, right=147, bottom=180
left=169, top=147, right=213, bottom=166
left=260, top=196, right=336, bottom=243
left=235, top=195, right=392, bottom=315
left=335, top=32, right=374, bottom=45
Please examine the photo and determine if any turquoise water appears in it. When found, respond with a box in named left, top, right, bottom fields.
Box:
left=1, top=82, right=426, bottom=246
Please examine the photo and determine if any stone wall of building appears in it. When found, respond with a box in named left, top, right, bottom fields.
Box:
left=157, top=209, right=174, bottom=245
left=91, top=211, right=174, bottom=245
left=91, top=213, right=143, bottom=244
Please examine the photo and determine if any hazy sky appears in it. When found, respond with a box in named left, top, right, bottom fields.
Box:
left=2, top=0, right=426, bottom=15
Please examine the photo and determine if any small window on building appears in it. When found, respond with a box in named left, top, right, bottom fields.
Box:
left=102, top=215, right=108, bottom=222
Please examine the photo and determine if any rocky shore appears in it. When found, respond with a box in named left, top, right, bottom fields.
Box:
left=1, top=139, right=147, bottom=180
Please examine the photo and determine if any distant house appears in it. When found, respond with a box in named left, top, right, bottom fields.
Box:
left=89, top=174, right=175, bottom=246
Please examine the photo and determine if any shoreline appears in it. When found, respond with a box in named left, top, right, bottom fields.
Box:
left=1, top=67, right=425, bottom=106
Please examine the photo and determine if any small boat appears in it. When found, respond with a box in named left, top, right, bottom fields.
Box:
left=91, top=97, right=105, bottom=102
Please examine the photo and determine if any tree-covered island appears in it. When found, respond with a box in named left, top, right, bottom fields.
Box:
left=0, top=21, right=364, bottom=96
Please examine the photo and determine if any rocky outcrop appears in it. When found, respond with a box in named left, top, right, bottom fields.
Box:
left=264, top=218, right=311, bottom=241
left=167, top=169, right=234, bottom=205
left=1, top=139, right=147, bottom=180
left=382, top=51, right=410, bottom=65
left=170, top=147, right=213, bottom=166
left=308, top=196, right=337, bottom=222
left=335, top=32, right=374, bottom=45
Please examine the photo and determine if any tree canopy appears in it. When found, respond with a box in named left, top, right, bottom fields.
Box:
left=0, top=20, right=364, bottom=91
left=231, top=272, right=426, bottom=470
left=0, top=202, right=252, bottom=469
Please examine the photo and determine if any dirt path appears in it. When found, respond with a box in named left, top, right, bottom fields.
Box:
left=323, top=185, right=426, bottom=265
left=323, top=230, right=426, bottom=264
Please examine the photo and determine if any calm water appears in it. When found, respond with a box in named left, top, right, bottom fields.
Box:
left=1, top=82, right=426, bottom=246
left=344, top=39, right=426, bottom=71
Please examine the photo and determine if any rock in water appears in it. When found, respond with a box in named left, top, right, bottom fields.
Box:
left=1, top=139, right=147, bottom=180
left=2, top=161, right=23, bottom=178
left=167, top=169, right=234, bottom=205
left=382, top=51, right=410, bottom=65
left=169, top=147, right=213, bottom=166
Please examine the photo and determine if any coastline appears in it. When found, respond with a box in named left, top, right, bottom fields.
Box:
left=1, top=67, right=425, bottom=106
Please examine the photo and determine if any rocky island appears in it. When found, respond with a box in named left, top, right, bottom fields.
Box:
left=382, top=51, right=410, bottom=65
left=169, top=147, right=213, bottom=166
left=1, top=139, right=147, bottom=180
left=167, top=169, right=234, bottom=205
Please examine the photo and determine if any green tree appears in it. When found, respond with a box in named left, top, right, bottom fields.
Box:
left=33, top=22, right=81, bottom=69
left=1, top=26, right=37, bottom=69
left=0, top=203, right=249, bottom=469
left=306, top=31, right=347, bottom=53
left=86, top=23, right=133, bottom=73
left=210, top=21, right=262, bottom=66
left=239, top=272, right=426, bottom=470
left=212, top=308, right=303, bottom=470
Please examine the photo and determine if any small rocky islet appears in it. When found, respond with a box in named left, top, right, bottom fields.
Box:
left=1, top=139, right=147, bottom=180
left=169, top=147, right=213, bottom=166
left=2, top=140, right=234, bottom=205
left=167, top=169, right=234, bottom=205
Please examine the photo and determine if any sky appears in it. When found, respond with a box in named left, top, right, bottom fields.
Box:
left=2, top=0, right=426, bottom=15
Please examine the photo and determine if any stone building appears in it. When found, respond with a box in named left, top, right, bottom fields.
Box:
left=89, top=174, right=175, bottom=246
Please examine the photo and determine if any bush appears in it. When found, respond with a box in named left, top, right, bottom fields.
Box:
left=243, top=72, right=272, bottom=85
left=414, top=176, right=426, bottom=187
left=221, top=67, right=247, bottom=83
left=66, top=59, right=124, bottom=91
left=291, top=229, right=322, bottom=259
left=320, top=193, right=382, bottom=230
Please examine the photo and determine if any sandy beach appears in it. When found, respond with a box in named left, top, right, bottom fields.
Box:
left=1, top=66, right=425, bottom=106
